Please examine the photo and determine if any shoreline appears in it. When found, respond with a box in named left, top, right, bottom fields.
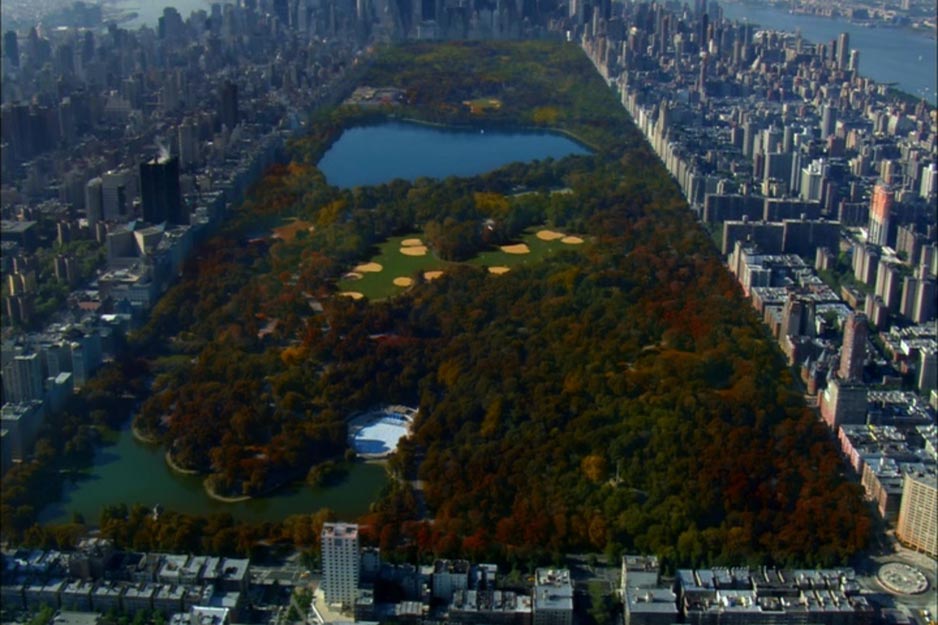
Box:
left=163, top=450, right=200, bottom=476
left=131, top=420, right=160, bottom=445
left=390, top=115, right=600, bottom=152
left=203, top=478, right=252, bottom=503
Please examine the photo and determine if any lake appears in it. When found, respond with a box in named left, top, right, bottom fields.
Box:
left=720, top=1, right=938, bottom=103
left=317, top=121, right=591, bottom=188
left=40, top=422, right=388, bottom=525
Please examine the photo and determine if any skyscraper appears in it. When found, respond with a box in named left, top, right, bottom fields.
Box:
left=839, top=311, right=867, bottom=382
left=868, top=183, right=893, bottom=247
left=820, top=104, right=837, bottom=139
left=220, top=81, right=238, bottom=130
left=896, top=469, right=937, bottom=557
left=140, top=156, right=186, bottom=225
left=836, top=32, right=849, bottom=69
left=85, top=177, right=103, bottom=225
left=2, top=352, right=44, bottom=403
left=321, top=522, right=359, bottom=608
left=3, top=30, right=19, bottom=68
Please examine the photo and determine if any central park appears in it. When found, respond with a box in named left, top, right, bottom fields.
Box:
left=2, top=40, right=871, bottom=569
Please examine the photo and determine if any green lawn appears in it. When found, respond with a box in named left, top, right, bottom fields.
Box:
left=338, top=228, right=586, bottom=300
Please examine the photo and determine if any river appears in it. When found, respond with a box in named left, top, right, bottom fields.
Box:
left=720, top=1, right=937, bottom=103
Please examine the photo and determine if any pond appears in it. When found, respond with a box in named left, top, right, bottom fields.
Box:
left=40, top=422, right=388, bottom=525
left=317, top=121, right=591, bottom=188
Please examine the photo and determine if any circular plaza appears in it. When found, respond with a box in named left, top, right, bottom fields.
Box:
left=877, top=562, right=930, bottom=595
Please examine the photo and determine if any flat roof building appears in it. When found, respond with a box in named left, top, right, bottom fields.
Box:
left=321, top=522, right=359, bottom=610
left=896, top=467, right=938, bottom=557
left=533, top=568, right=573, bottom=625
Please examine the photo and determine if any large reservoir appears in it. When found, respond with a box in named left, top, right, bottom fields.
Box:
left=318, top=121, right=591, bottom=188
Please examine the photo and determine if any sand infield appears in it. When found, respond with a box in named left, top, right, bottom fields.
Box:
left=424, top=271, right=444, bottom=281
left=500, top=243, right=530, bottom=255
left=354, top=262, right=383, bottom=273
left=400, top=245, right=428, bottom=256
left=536, top=229, right=566, bottom=241
left=488, top=266, right=511, bottom=275
left=393, top=277, right=414, bottom=287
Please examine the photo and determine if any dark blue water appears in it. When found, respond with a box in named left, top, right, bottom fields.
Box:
left=318, top=122, right=591, bottom=188
left=721, top=2, right=937, bottom=103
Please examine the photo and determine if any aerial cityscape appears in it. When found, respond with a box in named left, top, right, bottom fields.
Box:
left=0, top=0, right=935, bottom=624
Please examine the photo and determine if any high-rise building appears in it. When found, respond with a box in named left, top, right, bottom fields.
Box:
left=919, top=348, right=937, bottom=394
left=3, top=30, right=19, bottom=68
left=848, top=49, right=860, bottom=73
left=2, top=352, right=44, bottom=404
left=799, top=158, right=826, bottom=202
left=101, top=169, right=135, bottom=222
left=220, top=81, right=238, bottom=130
left=820, top=104, right=837, bottom=139
left=85, top=177, right=104, bottom=225
left=896, top=468, right=937, bottom=557
left=874, top=261, right=902, bottom=311
left=920, top=163, right=937, bottom=199
left=868, top=183, right=893, bottom=247
left=178, top=119, right=200, bottom=170
left=819, top=377, right=867, bottom=430
left=900, top=276, right=919, bottom=319
left=140, top=156, right=186, bottom=225
left=839, top=311, right=867, bottom=382
left=912, top=279, right=936, bottom=323
left=321, top=523, right=359, bottom=608
left=836, top=32, right=849, bottom=69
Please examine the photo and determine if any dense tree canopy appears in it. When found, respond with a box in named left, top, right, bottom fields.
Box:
left=9, top=40, right=871, bottom=567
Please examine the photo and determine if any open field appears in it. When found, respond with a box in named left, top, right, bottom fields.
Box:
left=337, top=228, right=587, bottom=299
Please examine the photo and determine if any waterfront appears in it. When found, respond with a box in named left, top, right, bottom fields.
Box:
left=107, top=0, right=223, bottom=29
left=318, top=121, right=591, bottom=188
left=721, top=1, right=938, bottom=103
left=40, top=421, right=388, bottom=525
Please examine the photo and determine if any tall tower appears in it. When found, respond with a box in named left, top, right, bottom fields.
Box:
left=321, top=523, right=359, bottom=609
left=2, top=352, right=44, bottom=403
left=836, top=31, right=849, bottom=69
left=896, top=469, right=937, bottom=557
left=140, top=156, right=185, bottom=225
left=839, top=311, right=867, bottom=382
left=85, top=177, right=103, bottom=225
left=220, top=81, right=238, bottom=130
left=820, top=104, right=837, bottom=139
left=3, top=30, right=19, bottom=68
left=868, top=183, right=893, bottom=247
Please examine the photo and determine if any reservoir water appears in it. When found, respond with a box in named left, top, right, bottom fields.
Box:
left=721, top=2, right=938, bottom=103
left=40, top=421, right=388, bottom=525
left=318, top=121, right=591, bottom=188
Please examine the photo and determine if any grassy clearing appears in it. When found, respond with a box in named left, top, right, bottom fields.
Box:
left=338, top=228, right=586, bottom=300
